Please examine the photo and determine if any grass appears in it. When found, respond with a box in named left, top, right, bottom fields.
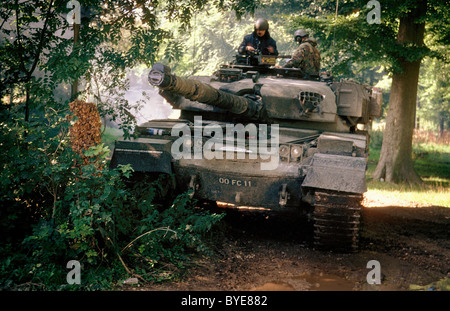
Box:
left=365, top=181, right=449, bottom=207
left=366, top=130, right=450, bottom=207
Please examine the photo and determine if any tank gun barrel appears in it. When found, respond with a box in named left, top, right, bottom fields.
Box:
left=148, top=63, right=266, bottom=121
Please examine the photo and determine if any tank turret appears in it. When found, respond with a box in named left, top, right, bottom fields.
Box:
left=148, top=62, right=381, bottom=133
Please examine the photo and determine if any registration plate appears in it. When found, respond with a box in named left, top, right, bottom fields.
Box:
left=217, top=177, right=256, bottom=187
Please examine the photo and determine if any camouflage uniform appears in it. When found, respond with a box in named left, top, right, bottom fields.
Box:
left=284, top=38, right=320, bottom=76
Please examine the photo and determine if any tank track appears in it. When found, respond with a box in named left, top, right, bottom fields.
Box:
left=312, top=190, right=362, bottom=252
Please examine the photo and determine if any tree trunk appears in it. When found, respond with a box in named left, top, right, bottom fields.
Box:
left=439, top=112, right=445, bottom=138
left=71, top=23, right=80, bottom=100
left=372, top=2, right=426, bottom=185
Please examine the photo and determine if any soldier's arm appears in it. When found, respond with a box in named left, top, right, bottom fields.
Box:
left=270, top=39, right=279, bottom=55
left=283, top=45, right=305, bottom=68
left=238, top=36, right=252, bottom=54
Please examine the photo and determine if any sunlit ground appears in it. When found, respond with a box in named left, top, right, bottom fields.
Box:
left=364, top=177, right=450, bottom=208
left=366, top=129, right=449, bottom=208
left=363, top=189, right=449, bottom=208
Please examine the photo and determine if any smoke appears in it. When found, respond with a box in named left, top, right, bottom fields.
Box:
left=124, top=68, right=173, bottom=125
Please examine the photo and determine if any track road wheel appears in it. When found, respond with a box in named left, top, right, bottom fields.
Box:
left=312, top=190, right=363, bottom=252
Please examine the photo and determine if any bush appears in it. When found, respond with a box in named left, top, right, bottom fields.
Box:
left=0, top=109, right=224, bottom=290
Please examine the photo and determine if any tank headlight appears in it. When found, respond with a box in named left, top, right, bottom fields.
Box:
left=290, top=145, right=303, bottom=160
left=279, top=145, right=290, bottom=158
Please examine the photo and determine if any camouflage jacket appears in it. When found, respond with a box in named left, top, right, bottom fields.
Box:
left=284, top=38, right=320, bottom=76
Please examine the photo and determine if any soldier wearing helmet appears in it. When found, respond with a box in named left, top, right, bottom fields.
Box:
left=284, top=29, right=320, bottom=76
left=238, top=18, right=278, bottom=56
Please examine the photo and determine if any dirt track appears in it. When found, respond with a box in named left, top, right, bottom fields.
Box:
left=137, top=193, right=450, bottom=291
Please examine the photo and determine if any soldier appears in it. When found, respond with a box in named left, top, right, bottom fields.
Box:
left=238, top=18, right=278, bottom=56
left=284, top=29, right=320, bottom=76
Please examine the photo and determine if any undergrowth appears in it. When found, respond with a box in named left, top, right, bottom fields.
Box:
left=0, top=141, right=224, bottom=290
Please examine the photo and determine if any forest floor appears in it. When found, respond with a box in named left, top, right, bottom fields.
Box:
left=126, top=191, right=450, bottom=291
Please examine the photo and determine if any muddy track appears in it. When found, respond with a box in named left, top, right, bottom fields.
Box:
left=136, top=201, right=450, bottom=291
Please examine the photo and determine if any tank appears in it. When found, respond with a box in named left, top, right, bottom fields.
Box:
left=110, top=54, right=382, bottom=252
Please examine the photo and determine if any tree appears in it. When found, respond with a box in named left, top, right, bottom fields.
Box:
left=286, top=0, right=449, bottom=184
left=371, top=0, right=427, bottom=184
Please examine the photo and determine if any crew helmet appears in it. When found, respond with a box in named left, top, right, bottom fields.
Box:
left=294, top=29, right=309, bottom=42
left=254, top=18, right=269, bottom=31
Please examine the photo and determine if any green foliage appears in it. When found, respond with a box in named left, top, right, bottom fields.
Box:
left=155, top=7, right=249, bottom=76
left=0, top=106, right=73, bottom=238
left=121, top=189, right=224, bottom=282
left=282, top=0, right=449, bottom=76
left=369, top=128, right=384, bottom=150
left=417, top=55, right=450, bottom=133
left=284, top=1, right=394, bottom=77
left=0, top=135, right=225, bottom=289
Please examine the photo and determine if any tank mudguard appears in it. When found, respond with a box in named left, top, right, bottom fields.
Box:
left=110, top=138, right=173, bottom=174
left=301, top=153, right=367, bottom=194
